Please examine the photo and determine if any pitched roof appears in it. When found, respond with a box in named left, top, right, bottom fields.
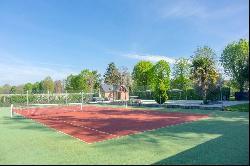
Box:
left=100, top=84, right=127, bottom=92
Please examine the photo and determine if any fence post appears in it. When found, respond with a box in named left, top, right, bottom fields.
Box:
left=48, top=90, right=50, bottom=104
left=160, top=94, right=161, bottom=106
left=10, top=104, right=13, bottom=118
left=66, top=90, right=68, bottom=105
left=81, top=91, right=83, bottom=104
left=26, top=90, right=29, bottom=106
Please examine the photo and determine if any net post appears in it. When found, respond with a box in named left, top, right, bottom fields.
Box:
left=26, top=90, right=29, bottom=106
left=10, top=104, right=13, bottom=118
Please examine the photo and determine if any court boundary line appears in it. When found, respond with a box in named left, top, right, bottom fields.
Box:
left=13, top=112, right=91, bottom=144
left=12, top=106, right=209, bottom=144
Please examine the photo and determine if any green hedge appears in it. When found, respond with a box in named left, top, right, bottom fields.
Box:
left=167, top=87, right=230, bottom=101
left=0, top=93, right=95, bottom=106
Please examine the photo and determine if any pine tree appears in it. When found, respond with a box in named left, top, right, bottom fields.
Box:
left=103, top=62, right=120, bottom=85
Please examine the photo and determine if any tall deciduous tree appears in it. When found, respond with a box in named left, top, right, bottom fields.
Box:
left=54, top=80, right=63, bottom=93
left=80, top=69, right=101, bottom=93
left=65, top=74, right=75, bottom=91
left=119, top=66, right=133, bottom=88
left=132, top=60, right=154, bottom=91
left=152, top=60, right=171, bottom=104
left=103, top=62, right=120, bottom=85
left=23, top=83, right=33, bottom=93
left=220, top=39, right=249, bottom=92
left=190, top=46, right=219, bottom=104
left=172, top=58, right=192, bottom=91
left=32, top=82, right=42, bottom=93
left=41, top=76, right=54, bottom=93
left=0, top=84, right=11, bottom=94
left=65, top=70, right=101, bottom=93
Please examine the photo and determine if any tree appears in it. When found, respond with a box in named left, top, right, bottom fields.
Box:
left=72, top=75, right=85, bottom=91
left=32, top=82, right=42, bottom=93
left=41, top=76, right=54, bottom=93
left=65, top=74, right=75, bottom=91
left=65, top=70, right=101, bottom=93
left=118, top=66, right=133, bottom=88
left=16, top=85, right=24, bottom=94
left=190, top=46, right=219, bottom=104
left=220, top=39, right=249, bottom=92
left=9, top=86, right=17, bottom=94
left=132, top=60, right=154, bottom=91
left=152, top=60, right=171, bottom=104
left=172, top=58, right=192, bottom=91
left=80, top=69, right=101, bottom=93
left=23, top=83, right=33, bottom=93
left=54, top=80, right=63, bottom=93
left=103, top=62, right=120, bottom=85
left=0, top=84, right=11, bottom=94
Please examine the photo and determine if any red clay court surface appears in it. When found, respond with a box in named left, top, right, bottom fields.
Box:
left=14, top=105, right=209, bottom=144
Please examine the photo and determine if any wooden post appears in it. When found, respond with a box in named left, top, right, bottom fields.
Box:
left=66, top=90, right=68, bottom=105
left=48, top=91, right=50, bottom=103
left=26, top=90, right=29, bottom=106
left=10, top=104, right=13, bottom=118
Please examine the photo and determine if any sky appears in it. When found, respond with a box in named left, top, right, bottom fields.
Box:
left=0, top=0, right=249, bottom=85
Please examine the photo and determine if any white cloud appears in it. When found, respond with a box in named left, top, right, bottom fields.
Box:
left=123, top=53, right=176, bottom=64
left=160, top=1, right=206, bottom=19
left=159, top=0, right=247, bottom=20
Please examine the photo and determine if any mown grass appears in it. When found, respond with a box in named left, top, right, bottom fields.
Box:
left=224, top=103, right=249, bottom=112
left=0, top=106, right=248, bottom=165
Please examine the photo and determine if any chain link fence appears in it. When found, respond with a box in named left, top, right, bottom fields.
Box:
left=0, top=90, right=98, bottom=107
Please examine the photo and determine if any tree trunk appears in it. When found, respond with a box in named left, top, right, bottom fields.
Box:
left=202, top=83, right=208, bottom=104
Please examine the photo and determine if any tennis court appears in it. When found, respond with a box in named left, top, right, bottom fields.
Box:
left=12, top=105, right=209, bottom=144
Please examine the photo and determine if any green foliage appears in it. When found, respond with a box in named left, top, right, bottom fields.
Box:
left=167, top=88, right=203, bottom=100
left=190, top=46, right=219, bottom=104
left=80, top=69, right=101, bottom=92
left=72, top=74, right=86, bottom=91
left=152, top=60, right=171, bottom=104
left=65, top=70, right=101, bottom=93
left=132, top=60, right=154, bottom=91
left=221, top=39, right=249, bottom=92
left=32, top=82, right=43, bottom=93
left=104, top=62, right=120, bottom=85
left=41, top=76, right=54, bottom=93
left=224, top=103, right=249, bottom=112
left=0, top=84, right=11, bottom=94
left=23, top=83, right=33, bottom=93
left=10, top=86, right=17, bottom=94
left=172, top=58, right=192, bottom=90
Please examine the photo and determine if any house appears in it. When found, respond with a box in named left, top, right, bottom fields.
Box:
left=100, top=84, right=129, bottom=101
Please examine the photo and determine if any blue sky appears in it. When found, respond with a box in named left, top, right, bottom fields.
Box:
left=0, top=0, right=249, bottom=85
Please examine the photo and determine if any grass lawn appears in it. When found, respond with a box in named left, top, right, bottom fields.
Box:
left=0, top=106, right=249, bottom=165
left=224, top=103, right=249, bottom=112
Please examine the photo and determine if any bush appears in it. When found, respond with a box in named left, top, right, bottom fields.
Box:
left=153, top=89, right=168, bottom=104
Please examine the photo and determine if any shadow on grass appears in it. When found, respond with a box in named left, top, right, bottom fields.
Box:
left=94, top=114, right=248, bottom=165
left=152, top=133, right=249, bottom=165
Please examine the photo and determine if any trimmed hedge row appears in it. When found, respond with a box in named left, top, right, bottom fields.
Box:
left=0, top=93, right=93, bottom=106
left=167, top=87, right=230, bottom=101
